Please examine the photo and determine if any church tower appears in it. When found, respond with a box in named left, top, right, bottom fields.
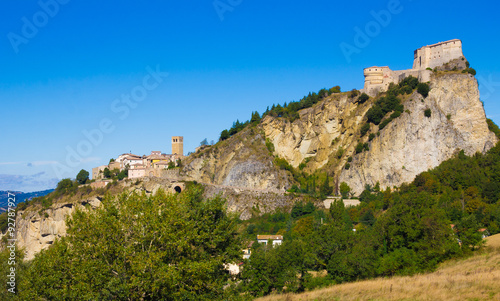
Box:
left=172, top=136, right=183, bottom=155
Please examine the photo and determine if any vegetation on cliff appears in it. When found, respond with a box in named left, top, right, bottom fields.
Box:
left=218, top=86, right=344, bottom=141
left=6, top=186, right=242, bottom=300
left=233, top=126, right=500, bottom=297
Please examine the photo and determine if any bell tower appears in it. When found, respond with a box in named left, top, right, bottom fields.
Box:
left=172, top=136, right=183, bottom=155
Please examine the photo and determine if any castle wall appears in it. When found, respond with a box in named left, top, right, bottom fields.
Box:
left=364, top=40, right=461, bottom=96
left=364, top=67, right=433, bottom=97
left=363, top=66, right=394, bottom=96
left=413, top=39, right=463, bottom=70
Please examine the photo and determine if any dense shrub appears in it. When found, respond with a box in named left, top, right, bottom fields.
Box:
left=378, top=119, right=391, bottom=130
left=355, top=143, right=364, bottom=154
left=417, top=83, right=430, bottom=98
left=399, top=75, right=419, bottom=89
left=360, top=123, right=370, bottom=136
left=349, top=89, right=360, bottom=98
left=366, top=95, right=403, bottom=125
left=336, top=148, right=344, bottom=159
left=358, top=93, right=370, bottom=104
left=265, top=138, right=275, bottom=154
left=424, top=108, right=432, bottom=118
left=274, top=157, right=294, bottom=173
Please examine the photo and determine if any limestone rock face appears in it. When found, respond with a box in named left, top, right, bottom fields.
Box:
left=9, top=178, right=303, bottom=260
left=340, top=73, right=497, bottom=194
left=201, top=183, right=318, bottom=221
left=182, top=131, right=291, bottom=191
left=262, top=73, right=497, bottom=195
left=14, top=197, right=102, bottom=261
left=262, top=93, right=363, bottom=171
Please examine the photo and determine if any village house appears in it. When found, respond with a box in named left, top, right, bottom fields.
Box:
left=91, top=136, right=185, bottom=180
left=257, top=235, right=283, bottom=246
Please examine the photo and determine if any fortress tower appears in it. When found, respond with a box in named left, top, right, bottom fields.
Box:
left=172, top=136, right=183, bottom=155
left=363, top=39, right=464, bottom=96
left=413, top=39, right=463, bottom=70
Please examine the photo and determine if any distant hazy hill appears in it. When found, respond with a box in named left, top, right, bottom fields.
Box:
left=0, top=189, right=54, bottom=212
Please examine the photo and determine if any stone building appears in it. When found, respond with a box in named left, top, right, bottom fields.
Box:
left=92, top=165, right=107, bottom=180
left=363, top=39, right=464, bottom=96
left=172, top=136, right=183, bottom=156
left=91, top=136, right=185, bottom=180
left=413, top=39, right=463, bottom=70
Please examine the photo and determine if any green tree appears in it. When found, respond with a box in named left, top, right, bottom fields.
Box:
left=320, top=175, right=333, bottom=196
left=241, top=240, right=310, bottom=296
left=330, top=86, right=341, bottom=93
left=220, top=129, right=230, bottom=141
left=250, top=111, right=261, bottom=124
left=374, top=190, right=458, bottom=275
left=103, top=167, right=112, bottom=179
left=340, top=182, right=351, bottom=199
left=360, top=123, right=370, bottom=136
left=76, top=169, right=89, bottom=184
left=456, top=214, right=484, bottom=252
left=0, top=247, right=26, bottom=299
left=117, top=169, right=128, bottom=180
left=18, top=187, right=242, bottom=300
left=358, top=93, right=369, bottom=104
left=291, top=202, right=304, bottom=218
left=355, top=143, right=364, bottom=154
left=200, top=138, right=208, bottom=146
left=55, top=178, right=77, bottom=196
left=417, top=83, right=430, bottom=98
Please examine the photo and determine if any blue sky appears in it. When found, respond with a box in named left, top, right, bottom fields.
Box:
left=1, top=0, right=499, bottom=192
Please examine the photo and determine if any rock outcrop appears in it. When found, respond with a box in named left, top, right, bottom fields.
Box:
left=181, top=130, right=291, bottom=191
left=340, top=73, right=497, bottom=194
left=14, top=197, right=101, bottom=260
left=9, top=177, right=306, bottom=260
left=262, top=73, right=497, bottom=195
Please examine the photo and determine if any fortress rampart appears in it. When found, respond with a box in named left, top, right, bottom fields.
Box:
left=363, top=39, right=464, bottom=96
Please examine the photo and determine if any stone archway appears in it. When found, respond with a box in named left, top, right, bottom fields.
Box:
left=171, top=182, right=185, bottom=194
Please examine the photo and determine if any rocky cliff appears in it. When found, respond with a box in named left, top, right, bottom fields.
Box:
left=181, top=128, right=291, bottom=191
left=8, top=177, right=308, bottom=260
left=262, top=73, right=497, bottom=195
left=7, top=70, right=498, bottom=261
left=340, top=73, right=497, bottom=194
left=13, top=197, right=101, bottom=260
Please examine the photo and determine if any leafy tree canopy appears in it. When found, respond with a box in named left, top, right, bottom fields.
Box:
left=18, top=186, right=242, bottom=300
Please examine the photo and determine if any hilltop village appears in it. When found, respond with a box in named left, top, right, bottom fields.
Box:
left=92, top=136, right=185, bottom=182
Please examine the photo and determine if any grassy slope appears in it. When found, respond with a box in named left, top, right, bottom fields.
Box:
left=257, top=234, right=500, bottom=301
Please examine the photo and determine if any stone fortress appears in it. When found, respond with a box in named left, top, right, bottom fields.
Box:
left=363, top=39, right=464, bottom=96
